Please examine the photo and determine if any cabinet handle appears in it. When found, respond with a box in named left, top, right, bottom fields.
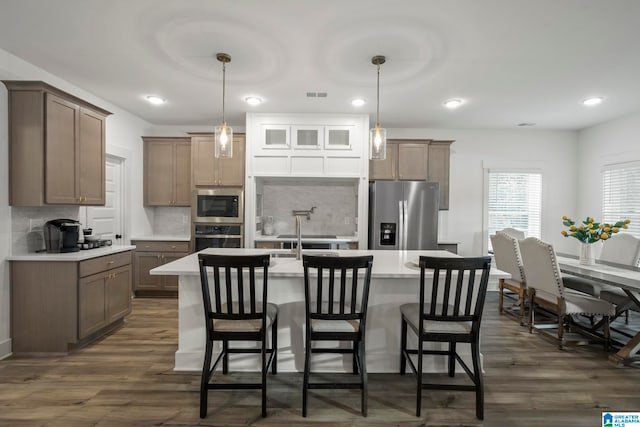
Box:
left=107, top=261, right=114, bottom=265
left=171, top=245, right=176, bottom=249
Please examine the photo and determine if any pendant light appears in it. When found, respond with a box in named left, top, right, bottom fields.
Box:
left=369, top=55, right=387, bottom=160
left=214, top=53, right=233, bottom=158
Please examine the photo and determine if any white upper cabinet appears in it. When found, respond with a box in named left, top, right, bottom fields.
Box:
left=248, top=113, right=368, bottom=178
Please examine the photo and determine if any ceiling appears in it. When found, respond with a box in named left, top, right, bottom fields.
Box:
left=1, top=0, right=640, bottom=130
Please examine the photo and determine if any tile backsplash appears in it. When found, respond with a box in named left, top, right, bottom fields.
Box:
left=12, top=206, right=80, bottom=254
left=152, top=207, right=191, bottom=236
left=260, top=180, right=357, bottom=236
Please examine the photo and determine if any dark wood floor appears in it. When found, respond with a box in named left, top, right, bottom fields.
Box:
left=1, top=293, right=639, bottom=427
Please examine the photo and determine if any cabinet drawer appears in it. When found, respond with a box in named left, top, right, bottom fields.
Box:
left=134, top=241, right=190, bottom=253
left=79, top=251, right=132, bottom=278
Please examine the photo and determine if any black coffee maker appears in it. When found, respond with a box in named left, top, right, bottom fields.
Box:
left=44, top=219, right=80, bottom=253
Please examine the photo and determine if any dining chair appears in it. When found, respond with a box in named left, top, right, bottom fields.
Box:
left=491, top=232, right=527, bottom=325
left=598, top=234, right=640, bottom=323
left=518, top=237, right=614, bottom=350
left=497, top=227, right=526, bottom=240
left=400, top=256, right=492, bottom=420
left=301, top=254, right=373, bottom=417
left=197, top=253, right=278, bottom=418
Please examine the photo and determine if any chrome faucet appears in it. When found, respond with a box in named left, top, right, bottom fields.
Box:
left=292, top=207, right=316, bottom=260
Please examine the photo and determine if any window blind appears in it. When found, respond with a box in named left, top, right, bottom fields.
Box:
left=602, top=163, right=640, bottom=238
left=487, top=171, right=542, bottom=250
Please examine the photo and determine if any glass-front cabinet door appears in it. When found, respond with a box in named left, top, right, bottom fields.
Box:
left=324, top=125, right=353, bottom=150
left=292, top=126, right=322, bottom=149
left=261, top=124, right=290, bottom=149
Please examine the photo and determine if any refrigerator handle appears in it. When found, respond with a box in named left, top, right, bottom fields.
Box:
left=403, top=200, right=409, bottom=250
left=398, top=200, right=404, bottom=249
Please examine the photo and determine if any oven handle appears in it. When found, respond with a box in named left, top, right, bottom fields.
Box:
left=194, top=234, right=243, bottom=239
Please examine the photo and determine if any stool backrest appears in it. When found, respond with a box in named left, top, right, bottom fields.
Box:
left=418, top=256, right=492, bottom=333
left=498, top=227, right=526, bottom=240
left=302, top=255, right=373, bottom=325
left=198, top=253, right=271, bottom=328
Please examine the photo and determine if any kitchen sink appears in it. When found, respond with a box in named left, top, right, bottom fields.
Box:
left=277, top=234, right=337, bottom=239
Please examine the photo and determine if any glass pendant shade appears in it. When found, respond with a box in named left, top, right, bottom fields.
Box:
left=369, top=124, right=387, bottom=160
left=214, top=122, right=233, bottom=158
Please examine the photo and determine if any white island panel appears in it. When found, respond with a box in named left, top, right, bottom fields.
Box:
left=151, top=248, right=508, bottom=373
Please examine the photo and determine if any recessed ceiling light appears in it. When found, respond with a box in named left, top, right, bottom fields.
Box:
left=145, top=95, right=166, bottom=105
left=351, top=98, right=366, bottom=107
left=245, top=96, right=263, bottom=106
left=582, top=96, right=604, bottom=106
left=443, top=98, right=464, bottom=109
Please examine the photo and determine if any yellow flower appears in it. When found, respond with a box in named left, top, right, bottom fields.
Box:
left=587, top=223, right=593, bottom=229
left=562, top=215, right=568, bottom=220
left=599, top=223, right=605, bottom=229
left=613, top=227, right=619, bottom=233
left=570, top=225, right=576, bottom=231
left=579, top=225, right=585, bottom=230
left=561, top=230, right=568, bottom=236
left=623, top=224, right=629, bottom=229
left=589, top=229, right=596, bottom=234
left=604, top=226, right=611, bottom=232
left=625, top=219, right=631, bottom=224
left=602, top=233, right=609, bottom=239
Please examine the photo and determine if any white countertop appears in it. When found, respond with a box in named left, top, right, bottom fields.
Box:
left=130, top=235, right=190, bottom=242
left=6, top=245, right=136, bottom=262
left=151, top=248, right=509, bottom=280
left=254, top=235, right=358, bottom=243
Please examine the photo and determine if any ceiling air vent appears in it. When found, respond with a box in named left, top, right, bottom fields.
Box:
left=306, top=91, right=328, bottom=98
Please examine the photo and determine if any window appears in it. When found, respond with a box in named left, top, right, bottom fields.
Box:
left=487, top=171, right=542, bottom=250
left=602, top=162, right=640, bottom=238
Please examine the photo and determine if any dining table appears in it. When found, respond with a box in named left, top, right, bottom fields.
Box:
left=556, top=254, right=640, bottom=367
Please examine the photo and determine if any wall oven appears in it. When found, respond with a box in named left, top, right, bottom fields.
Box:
left=192, top=188, right=243, bottom=223
left=193, top=224, right=243, bottom=252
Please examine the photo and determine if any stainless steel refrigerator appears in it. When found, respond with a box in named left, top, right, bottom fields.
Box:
left=368, top=181, right=439, bottom=250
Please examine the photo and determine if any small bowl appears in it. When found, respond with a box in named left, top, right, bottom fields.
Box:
left=85, top=235, right=100, bottom=242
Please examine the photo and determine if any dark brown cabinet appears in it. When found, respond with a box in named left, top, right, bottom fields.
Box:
left=191, top=133, right=245, bottom=187
left=133, top=240, right=190, bottom=296
left=2, top=81, right=111, bottom=206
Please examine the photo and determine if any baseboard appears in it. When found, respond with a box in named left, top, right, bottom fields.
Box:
left=0, top=338, right=12, bottom=360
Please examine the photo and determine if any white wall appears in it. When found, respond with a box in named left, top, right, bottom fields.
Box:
left=0, top=48, right=154, bottom=359
left=577, top=111, right=640, bottom=221
left=388, top=128, right=579, bottom=256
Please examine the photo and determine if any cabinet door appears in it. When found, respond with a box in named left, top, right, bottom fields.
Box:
left=369, top=143, right=398, bottom=180
left=45, top=93, right=79, bottom=204
left=191, top=135, right=216, bottom=186
left=134, top=252, right=163, bottom=290
left=174, top=141, right=192, bottom=206
left=79, top=275, right=107, bottom=339
left=78, top=107, right=106, bottom=205
left=217, top=135, right=245, bottom=186
left=106, top=266, right=132, bottom=322
left=160, top=254, right=185, bottom=290
left=261, top=124, right=290, bottom=149
left=428, top=141, right=452, bottom=210
left=324, top=126, right=352, bottom=150
left=292, top=126, right=322, bottom=149
left=144, top=140, right=175, bottom=206
left=398, top=143, right=429, bottom=180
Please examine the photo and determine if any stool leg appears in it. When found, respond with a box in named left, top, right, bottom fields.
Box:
left=352, top=341, right=359, bottom=374
left=416, top=338, right=423, bottom=417
left=448, top=341, right=456, bottom=377
left=261, top=335, right=267, bottom=418
left=471, top=339, right=484, bottom=420
left=271, top=316, right=278, bottom=375
left=302, top=331, right=311, bottom=417
left=200, top=337, right=214, bottom=418
left=360, top=338, right=368, bottom=417
left=400, top=317, right=407, bottom=375
left=222, top=340, right=229, bottom=374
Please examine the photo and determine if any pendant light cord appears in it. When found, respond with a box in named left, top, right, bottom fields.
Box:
left=375, top=63, right=380, bottom=127
left=221, top=61, right=226, bottom=125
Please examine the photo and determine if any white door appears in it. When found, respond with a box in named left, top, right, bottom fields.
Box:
left=84, top=155, right=124, bottom=244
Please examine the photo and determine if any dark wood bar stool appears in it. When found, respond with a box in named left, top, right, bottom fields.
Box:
left=400, top=256, right=492, bottom=420
left=197, top=253, right=278, bottom=418
left=301, top=254, right=374, bottom=417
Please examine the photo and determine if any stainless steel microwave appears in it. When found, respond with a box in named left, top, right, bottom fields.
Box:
left=192, top=188, right=244, bottom=223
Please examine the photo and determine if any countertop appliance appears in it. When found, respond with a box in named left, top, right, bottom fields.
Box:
left=192, top=187, right=243, bottom=224
left=193, top=224, right=243, bottom=252
left=368, top=181, right=439, bottom=250
left=44, top=219, right=80, bottom=253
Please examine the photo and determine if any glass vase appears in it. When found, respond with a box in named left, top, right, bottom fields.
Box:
left=579, top=242, right=595, bottom=266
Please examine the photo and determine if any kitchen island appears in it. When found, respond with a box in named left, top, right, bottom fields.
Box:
left=151, top=248, right=508, bottom=372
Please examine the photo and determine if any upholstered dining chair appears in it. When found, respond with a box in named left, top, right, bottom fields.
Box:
left=597, top=234, right=640, bottom=323
left=400, top=256, right=492, bottom=420
left=301, top=254, right=373, bottom=417
left=197, top=253, right=278, bottom=418
left=491, top=232, right=527, bottom=325
left=518, top=237, right=614, bottom=350
left=497, top=227, right=526, bottom=240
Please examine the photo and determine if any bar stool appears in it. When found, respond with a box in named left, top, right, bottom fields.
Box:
left=301, top=254, right=374, bottom=417
left=197, top=253, right=278, bottom=418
